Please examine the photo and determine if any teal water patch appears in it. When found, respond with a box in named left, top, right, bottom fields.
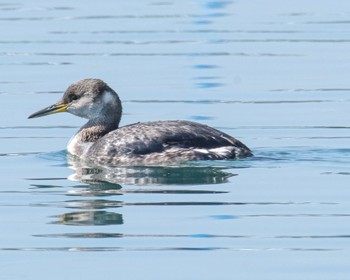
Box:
left=210, top=215, right=238, bottom=220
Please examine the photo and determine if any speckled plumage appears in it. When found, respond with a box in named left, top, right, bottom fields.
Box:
left=84, top=120, right=252, bottom=165
left=28, top=79, right=252, bottom=166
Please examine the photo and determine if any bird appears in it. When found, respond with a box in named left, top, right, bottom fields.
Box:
left=28, top=79, right=252, bottom=166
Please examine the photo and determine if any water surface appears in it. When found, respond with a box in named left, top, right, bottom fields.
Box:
left=1, top=1, right=350, bottom=279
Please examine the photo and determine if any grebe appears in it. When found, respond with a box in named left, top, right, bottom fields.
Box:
left=28, top=79, right=252, bottom=165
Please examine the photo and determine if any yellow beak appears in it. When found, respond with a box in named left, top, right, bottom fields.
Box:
left=28, top=103, right=68, bottom=119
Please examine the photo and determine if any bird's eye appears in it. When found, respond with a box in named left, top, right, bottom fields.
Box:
left=70, top=94, right=78, bottom=102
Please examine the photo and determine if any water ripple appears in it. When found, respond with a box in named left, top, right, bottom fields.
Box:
left=0, top=246, right=339, bottom=252
left=0, top=51, right=298, bottom=57
left=32, top=232, right=350, bottom=240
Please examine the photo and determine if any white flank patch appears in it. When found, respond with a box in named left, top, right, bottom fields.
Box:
left=193, top=148, right=210, bottom=154
left=209, top=147, right=232, bottom=157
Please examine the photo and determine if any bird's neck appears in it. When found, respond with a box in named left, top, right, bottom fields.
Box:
left=67, top=118, right=119, bottom=157
left=68, top=90, right=122, bottom=157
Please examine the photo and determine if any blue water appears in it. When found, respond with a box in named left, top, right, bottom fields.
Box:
left=1, top=0, right=350, bottom=279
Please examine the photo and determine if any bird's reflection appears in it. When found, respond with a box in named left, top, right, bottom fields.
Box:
left=34, top=157, right=239, bottom=227
left=54, top=211, right=123, bottom=226
left=67, top=157, right=236, bottom=186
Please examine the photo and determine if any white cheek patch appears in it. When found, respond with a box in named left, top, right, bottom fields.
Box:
left=68, top=96, right=92, bottom=118
left=66, top=90, right=116, bottom=119
left=102, top=90, right=115, bottom=104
